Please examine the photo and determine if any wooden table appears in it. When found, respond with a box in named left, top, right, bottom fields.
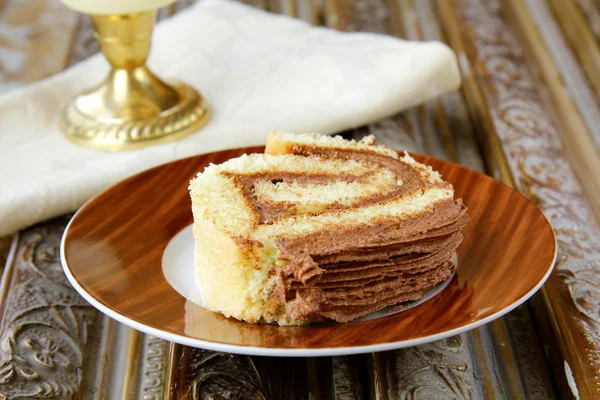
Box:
left=1, top=0, right=599, bottom=398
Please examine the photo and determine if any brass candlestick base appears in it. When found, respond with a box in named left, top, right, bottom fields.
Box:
left=61, top=11, right=209, bottom=151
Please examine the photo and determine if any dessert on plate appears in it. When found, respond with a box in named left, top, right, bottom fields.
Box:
left=189, top=132, right=469, bottom=325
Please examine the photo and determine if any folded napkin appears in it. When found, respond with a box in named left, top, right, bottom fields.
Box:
left=0, top=0, right=460, bottom=236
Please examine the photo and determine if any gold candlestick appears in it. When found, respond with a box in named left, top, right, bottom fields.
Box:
left=61, top=10, right=209, bottom=151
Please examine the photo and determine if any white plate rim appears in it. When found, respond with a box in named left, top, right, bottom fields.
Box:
left=60, top=207, right=557, bottom=357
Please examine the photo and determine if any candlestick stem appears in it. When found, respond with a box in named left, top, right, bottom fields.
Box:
left=61, top=10, right=209, bottom=151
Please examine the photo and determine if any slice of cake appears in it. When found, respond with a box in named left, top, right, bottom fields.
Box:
left=189, top=132, right=469, bottom=325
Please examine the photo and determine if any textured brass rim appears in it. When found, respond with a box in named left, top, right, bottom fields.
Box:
left=60, top=84, right=210, bottom=152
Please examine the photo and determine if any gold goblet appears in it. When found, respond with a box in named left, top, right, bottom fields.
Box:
left=60, top=0, right=209, bottom=151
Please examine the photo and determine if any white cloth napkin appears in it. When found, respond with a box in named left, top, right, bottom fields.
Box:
left=0, top=0, right=460, bottom=236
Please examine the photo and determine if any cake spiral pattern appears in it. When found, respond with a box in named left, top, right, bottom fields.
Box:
left=189, top=133, right=469, bottom=325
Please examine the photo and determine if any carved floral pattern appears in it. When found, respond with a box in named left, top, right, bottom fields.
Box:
left=185, top=349, right=268, bottom=400
left=0, top=221, right=99, bottom=398
left=25, top=338, right=70, bottom=369
left=458, top=0, right=600, bottom=387
left=393, top=336, right=474, bottom=400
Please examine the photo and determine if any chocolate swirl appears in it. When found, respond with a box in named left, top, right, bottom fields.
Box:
left=235, top=144, right=468, bottom=323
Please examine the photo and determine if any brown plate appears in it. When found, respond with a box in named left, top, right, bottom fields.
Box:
left=60, top=147, right=556, bottom=356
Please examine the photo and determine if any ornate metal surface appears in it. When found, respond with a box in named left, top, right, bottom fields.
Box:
left=372, top=336, right=476, bottom=399
left=0, top=219, right=101, bottom=398
left=182, top=350, right=269, bottom=399
left=0, top=0, right=597, bottom=397
left=140, top=335, right=169, bottom=400
left=332, top=356, right=364, bottom=399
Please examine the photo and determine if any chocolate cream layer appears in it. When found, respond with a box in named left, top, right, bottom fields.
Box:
left=273, top=199, right=468, bottom=322
left=233, top=144, right=469, bottom=322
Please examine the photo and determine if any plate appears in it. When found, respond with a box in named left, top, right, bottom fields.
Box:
left=60, top=147, right=556, bottom=357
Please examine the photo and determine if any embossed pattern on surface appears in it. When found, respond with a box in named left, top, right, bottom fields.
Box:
left=452, top=0, right=600, bottom=396
left=0, top=218, right=102, bottom=398
left=372, top=336, right=476, bottom=399
left=140, top=335, right=168, bottom=400
left=182, top=349, right=269, bottom=399
left=181, top=351, right=346, bottom=399
left=179, top=348, right=346, bottom=399
left=332, top=356, right=364, bottom=399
